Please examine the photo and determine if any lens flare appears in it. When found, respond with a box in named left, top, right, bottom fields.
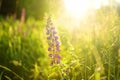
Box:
left=64, top=0, right=109, bottom=18
left=64, top=0, right=90, bottom=18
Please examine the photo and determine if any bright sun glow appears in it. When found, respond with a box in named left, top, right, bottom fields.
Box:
left=64, top=0, right=90, bottom=18
left=64, top=0, right=109, bottom=18
left=116, top=0, right=120, bottom=3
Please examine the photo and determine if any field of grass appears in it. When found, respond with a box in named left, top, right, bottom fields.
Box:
left=0, top=7, right=120, bottom=80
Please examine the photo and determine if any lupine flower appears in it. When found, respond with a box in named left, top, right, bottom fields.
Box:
left=48, top=47, right=52, bottom=51
left=46, top=17, right=61, bottom=66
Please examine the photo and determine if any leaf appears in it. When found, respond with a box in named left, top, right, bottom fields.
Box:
left=11, top=60, right=22, bottom=66
left=95, top=72, right=100, bottom=80
left=0, top=65, right=23, bottom=80
left=4, top=75, right=12, bottom=80
left=0, top=72, right=4, bottom=80
left=89, top=73, right=94, bottom=80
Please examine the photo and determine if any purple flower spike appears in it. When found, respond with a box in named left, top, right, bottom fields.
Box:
left=56, top=46, right=60, bottom=52
left=57, top=49, right=60, bottom=52
left=56, top=43, right=59, bottom=47
left=47, top=36, right=51, bottom=40
left=56, top=40, right=60, bottom=43
left=56, top=55, right=61, bottom=64
left=48, top=48, right=52, bottom=51
left=55, top=36, right=58, bottom=40
left=53, top=30, right=57, bottom=34
left=49, top=54, right=53, bottom=57
left=54, top=54, right=58, bottom=57
left=46, top=17, right=61, bottom=66
left=51, top=27, right=55, bottom=30
left=57, top=54, right=61, bottom=59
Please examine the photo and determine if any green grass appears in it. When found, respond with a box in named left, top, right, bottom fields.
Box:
left=0, top=7, right=120, bottom=80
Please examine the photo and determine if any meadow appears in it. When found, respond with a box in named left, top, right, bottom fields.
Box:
left=0, top=7, right=120, bottom=80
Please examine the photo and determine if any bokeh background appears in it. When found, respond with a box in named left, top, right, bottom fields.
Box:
left=0, top=0, right=120, bottom=80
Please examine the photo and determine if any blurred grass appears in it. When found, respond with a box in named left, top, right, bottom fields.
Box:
left=0, top=7, right=120, bottom=80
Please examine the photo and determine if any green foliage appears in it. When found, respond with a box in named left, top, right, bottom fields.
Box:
left=0, top=17, right=47, bottom=79
left=18, top=0, right=63, bottom=19
left=17, top=0, right=63, bottom=20
left=18, top=0, right=48, bottom=19
left=0, top=7, right=120, bottom=80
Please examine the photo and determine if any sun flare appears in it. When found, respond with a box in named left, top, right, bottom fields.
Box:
left=64, top=0, right=90, bottom=18
left=64, top=0, right=109, bottom=18
left=116, top=0, right=120, bottom=3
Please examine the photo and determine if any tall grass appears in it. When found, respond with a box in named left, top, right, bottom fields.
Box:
left=0, top=7, right=120, bottom=80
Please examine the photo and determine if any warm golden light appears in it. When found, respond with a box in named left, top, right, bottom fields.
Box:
left=64, top=0, right=109, bottom=18
left=64, top=0, right=90, bottom=18
left=116, top=0, right=120, bottom=3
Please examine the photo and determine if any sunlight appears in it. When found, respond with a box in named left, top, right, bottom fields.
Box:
left=64, top=0, right=109, bottom=18
left=93, top=0, right=109, bottom=9
left=116, top=0, right=120, bottom=3
left=64, top=0, right=90, bottom=18
left=93, top=0, right=101, bottom=9
left=102, top=0, right=109, bottom=6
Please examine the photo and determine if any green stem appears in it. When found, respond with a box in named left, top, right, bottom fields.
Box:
left=0, top=65, right=23, bottom=80
left=108, top=53, right=110, bottom=80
